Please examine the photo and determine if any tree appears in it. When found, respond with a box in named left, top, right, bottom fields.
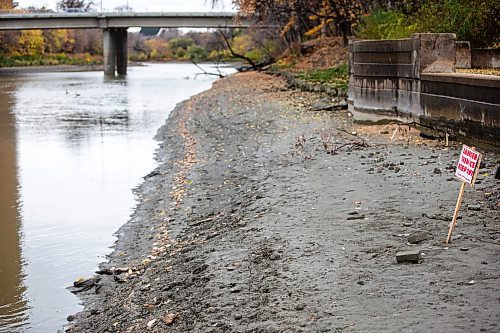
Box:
left=227, top=0, right=369, bottom=48
left=57, top=0, right=94, bottom=11
left=415, top=0, right=500, bottom=48
left=0, top=0, right=13, bottom=10
left=17, top=30, right=45, bottom=56
left=43, top=29, right=74, bottom=53
left=357, top=0, right=500, bottom=48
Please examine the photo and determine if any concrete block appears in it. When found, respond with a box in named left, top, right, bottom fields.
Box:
left=396, top=250, right=421, bottom=263
left=407, top=231, right=428, bottom=244
left=412, top=33, right=456, bottom=78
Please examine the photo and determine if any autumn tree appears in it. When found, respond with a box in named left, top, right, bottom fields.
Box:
left=229, top=0, right=369, bottom=48
left=42, top=29, right=74, bottom=53
left=17, top=30, right=45, bottom=56
left=0, top=0, right=14, bottom=10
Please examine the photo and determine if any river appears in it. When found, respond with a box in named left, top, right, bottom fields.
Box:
left=0, top=63, right=234, bottom=333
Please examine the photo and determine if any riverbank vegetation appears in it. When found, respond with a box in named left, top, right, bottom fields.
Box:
left=0, top=27, right=265, bottom=67
left=356, top=0, right=500, bottom=48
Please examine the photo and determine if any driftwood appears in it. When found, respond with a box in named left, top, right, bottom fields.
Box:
left=95, top=266, right=132, bottom=275
left=71, top=276, right=101, bottom=294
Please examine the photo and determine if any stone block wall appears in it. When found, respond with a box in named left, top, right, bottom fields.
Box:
left=348, top=33, right=500, bottom=144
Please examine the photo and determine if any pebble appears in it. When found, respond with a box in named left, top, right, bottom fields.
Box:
left=295, top=303, right=306, bottom=311
left=467, top=204, right=481, bottom=211
left=147, top=319, right=157, bottom=329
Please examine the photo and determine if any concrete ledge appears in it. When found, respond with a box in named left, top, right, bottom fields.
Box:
left=421, top=73, right=500, bottom=89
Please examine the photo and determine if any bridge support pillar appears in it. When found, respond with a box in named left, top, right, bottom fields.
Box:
left=103, top=28, right=128, bottom=76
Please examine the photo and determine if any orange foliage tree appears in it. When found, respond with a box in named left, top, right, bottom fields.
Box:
left=231, top=0, right=370, bottom=46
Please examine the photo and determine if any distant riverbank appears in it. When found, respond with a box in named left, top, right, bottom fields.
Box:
left=0, top=64, right=103, bottom=75
left=0, top=61, right=238, bottom=76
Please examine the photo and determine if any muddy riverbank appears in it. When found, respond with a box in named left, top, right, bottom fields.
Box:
left=67, top=72, right=499, bottom=332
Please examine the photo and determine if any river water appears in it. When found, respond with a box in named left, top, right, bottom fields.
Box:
left=0, top=63, right=234, bottom=333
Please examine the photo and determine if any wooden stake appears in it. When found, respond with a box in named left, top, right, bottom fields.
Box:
left=446, top=181, right=466, bottom=244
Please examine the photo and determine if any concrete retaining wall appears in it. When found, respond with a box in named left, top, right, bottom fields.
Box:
left=472, top=49, right=500, bottom=69
left=348, top=33, right=500, bottom=144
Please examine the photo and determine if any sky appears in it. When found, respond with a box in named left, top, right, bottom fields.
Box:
left=18, top=0, right=235, bottom=12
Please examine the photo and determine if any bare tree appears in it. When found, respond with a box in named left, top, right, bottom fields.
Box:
left=57, top=0, right=94, bottom=11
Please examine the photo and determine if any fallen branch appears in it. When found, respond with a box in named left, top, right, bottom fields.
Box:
left=191, top=59, right=225, bottom=78
left=216, top=30, right=275, bottom=71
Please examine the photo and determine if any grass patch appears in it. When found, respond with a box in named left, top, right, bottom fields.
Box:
left=294, top=64, right=349, bottom=88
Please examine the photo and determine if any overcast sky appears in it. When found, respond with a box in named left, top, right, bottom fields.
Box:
left=18, top=0, right=235, bottom=12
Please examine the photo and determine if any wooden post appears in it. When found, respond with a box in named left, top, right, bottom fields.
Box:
left=446, top=182, right=466, bottom=244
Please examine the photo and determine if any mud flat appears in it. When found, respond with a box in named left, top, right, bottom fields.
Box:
left=67, top=72, right=500, bottom=332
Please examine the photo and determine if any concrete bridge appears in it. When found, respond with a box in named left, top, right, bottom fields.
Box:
left=0, top=12, right=250, bottom=75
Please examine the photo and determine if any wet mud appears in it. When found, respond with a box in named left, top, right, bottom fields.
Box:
left=67, top=72, right=500, bottom=333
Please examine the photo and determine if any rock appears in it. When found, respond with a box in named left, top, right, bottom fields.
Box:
left=396, top=250, right=421, bottom=263
left=234, top=314, right=243, bottom=320
left=407, top=231, right=428, bottom=244
left=467, top=204, right=481, bottom=211
left=311, top=99, right=333, bottom=111
left=162, top=313, right=178, bottom=325
left=460, top=247, right=469, bottom=252
left=433, top=168, right=442, bottom=174
left=67, top=315, right=75, bottom=322
left=495, top=166, right=500, bottom=180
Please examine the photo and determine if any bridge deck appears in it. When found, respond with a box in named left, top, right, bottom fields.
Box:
left=0, top=12, right=249, bottom=30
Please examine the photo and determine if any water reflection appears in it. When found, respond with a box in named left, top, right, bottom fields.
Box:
left=0, top=64, right=234, bottom=333
left=0, top=80, right=29, bottom=332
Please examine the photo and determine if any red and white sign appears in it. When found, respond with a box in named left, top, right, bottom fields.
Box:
left=455, top=145, right=481, bottom=185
